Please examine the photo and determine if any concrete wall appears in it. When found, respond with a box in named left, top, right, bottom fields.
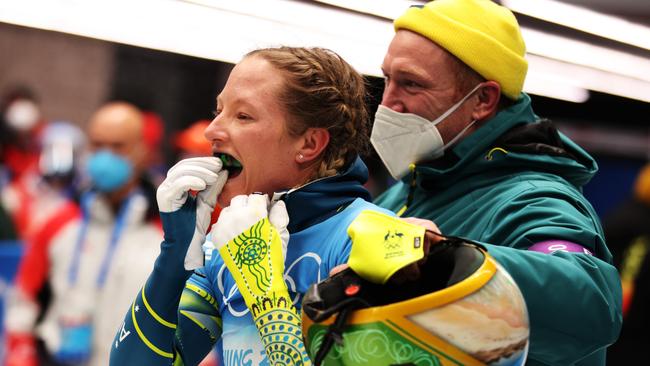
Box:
left=0, top=22, right=114, bottom=127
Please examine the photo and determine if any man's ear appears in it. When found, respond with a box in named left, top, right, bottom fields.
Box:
left=472, top=81, right=501, bottom=121
left=295, top=127, right=330, bottom=163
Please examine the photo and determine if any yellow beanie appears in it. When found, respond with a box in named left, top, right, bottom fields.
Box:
left=394, top=0, right=528, bottom=100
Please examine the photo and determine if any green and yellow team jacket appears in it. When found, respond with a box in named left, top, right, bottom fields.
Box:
left=375, top=93, right=622, bottom=366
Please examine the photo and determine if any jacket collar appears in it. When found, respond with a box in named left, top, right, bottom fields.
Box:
left=82, top=189, right=148, bottom=226
left=417, top=93, right=536, bottom=176
left=280, top=156, right=371, bottom=233
left=407, top=93, right=596, bottom=189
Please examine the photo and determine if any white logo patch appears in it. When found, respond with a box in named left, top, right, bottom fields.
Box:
left=118, top=322, right=131, bottom=345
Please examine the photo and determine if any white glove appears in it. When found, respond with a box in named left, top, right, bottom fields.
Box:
left=212, top=194, right=289, bottom=256
left=156, top=157, right=228, bottom=270
left=270, top=199, right=290, bottom=255
left=212, top=193, right=290, bottom=310
left=213, top=195, right=308, bottom=365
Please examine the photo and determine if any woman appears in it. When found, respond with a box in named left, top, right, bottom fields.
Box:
left=109, top=47, right=395, bottom=366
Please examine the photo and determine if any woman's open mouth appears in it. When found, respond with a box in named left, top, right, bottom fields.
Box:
left=215, top=153, right=243, bottom=180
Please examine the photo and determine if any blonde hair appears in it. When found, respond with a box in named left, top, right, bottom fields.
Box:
left=246, top=47, right=369, bottom=179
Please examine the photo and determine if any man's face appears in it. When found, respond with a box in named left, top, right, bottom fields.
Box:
left=380, top=30, right=478, bottom=144
left=87, top=104, right=145, bottom=175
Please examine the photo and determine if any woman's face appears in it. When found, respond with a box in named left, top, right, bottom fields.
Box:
left=205, top=56, right=305, bottom=207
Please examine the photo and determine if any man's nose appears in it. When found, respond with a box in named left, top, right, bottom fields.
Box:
left=380, top=84, right=406, bottom=113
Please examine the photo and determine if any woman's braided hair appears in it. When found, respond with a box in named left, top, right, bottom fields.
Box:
left=246, top=47, right=369, bottom=179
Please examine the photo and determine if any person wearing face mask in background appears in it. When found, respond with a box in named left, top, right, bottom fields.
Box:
left=3, top=101, right=163, bottom=366
left=371, top=1, right=621, bottom=365
left=0, top=86, right=47, bottom=240
left=3, top=121, right=86, bottom=366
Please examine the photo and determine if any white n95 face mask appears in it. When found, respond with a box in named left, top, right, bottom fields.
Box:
left=5, top=99, right=40, bottom=132
left=370, top=84, right=482, bottom=180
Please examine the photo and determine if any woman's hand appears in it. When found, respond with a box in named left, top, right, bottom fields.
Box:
left=211, top=194, right=289, bottom=307
left=212, top=195, right=311, bottom=365
left=156, top=157, right=228, bottom=270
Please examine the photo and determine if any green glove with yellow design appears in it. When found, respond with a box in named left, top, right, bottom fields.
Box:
left=212, top=194, right=311, bottom=366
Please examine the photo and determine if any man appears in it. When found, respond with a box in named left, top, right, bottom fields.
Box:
left=4, top=102, right=162, bottom=366
left=371, top=1, right=622, bottom=365
left=0, top=86, right=46, bottom=239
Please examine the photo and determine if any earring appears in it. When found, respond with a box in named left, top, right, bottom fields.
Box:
left=297, top=153, right=304, bottom=161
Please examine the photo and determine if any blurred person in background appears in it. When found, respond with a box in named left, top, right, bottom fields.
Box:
left=173, top=119, right=213, bottom=160
left=3, top=101, right=163, bottom=366
left=0, top=86, right=47, bottom=239
left=0, top=201, right=17, bottom=241
left=603, top=163, right=650, bottom=364
left=141, top=111, right=167, bottom=187
left=31, top=121, right=86, bottom=232
left=3, top=121, right=86, bottom=366
left=371, top=1, right=621, bottom=365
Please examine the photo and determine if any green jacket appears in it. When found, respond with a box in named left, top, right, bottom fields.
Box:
left=375, top=94, right=622, bottom=366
